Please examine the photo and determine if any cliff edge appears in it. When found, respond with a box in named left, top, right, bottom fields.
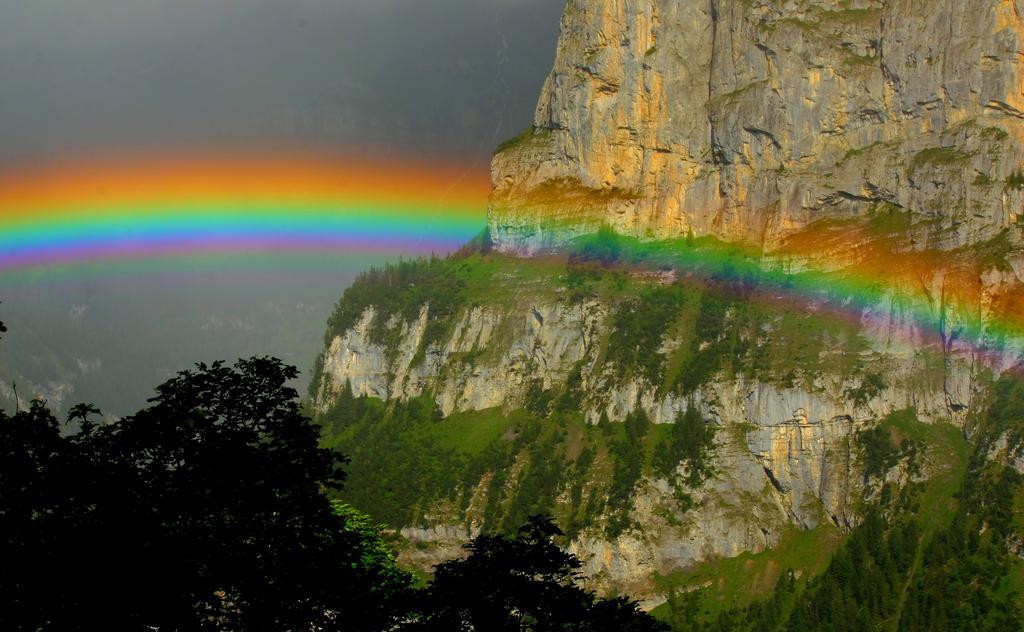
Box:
left=490, top=0, right=1024, bottom=254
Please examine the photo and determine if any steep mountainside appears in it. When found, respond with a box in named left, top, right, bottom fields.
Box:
left=490, top=0, right=1024, bottom=254
left=311, top=1, right=1024, bottom=626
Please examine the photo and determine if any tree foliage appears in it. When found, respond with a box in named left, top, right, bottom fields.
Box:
left=323, top=256, right=467, bottom=348
left=606, top=408, right=651, bottom=537
left=408, top=514, right=667, bottom=631
left=665, top=371, right=1024, bottom=632
left=570, top=225, right=624, bottom=268
left=653, top=402, right=715, bottom=486
left=0, top=349, right=664, bottom=631
left=0, top=357, right=412, bottom=631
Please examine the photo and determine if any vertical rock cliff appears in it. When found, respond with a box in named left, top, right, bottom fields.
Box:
left=490, top=0, right=1024, bottom=254
left=312, top=0, right=1024, bottom=608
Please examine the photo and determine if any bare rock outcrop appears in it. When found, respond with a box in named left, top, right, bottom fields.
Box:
left=490, top=0, right=1024, bottom=254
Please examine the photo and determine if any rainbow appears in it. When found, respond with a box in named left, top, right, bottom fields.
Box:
left=1, top=152, right=1021, bottom=367
left=0, top=152, right=490, bottom=279
left=576, top=227, right=1024, bottom=364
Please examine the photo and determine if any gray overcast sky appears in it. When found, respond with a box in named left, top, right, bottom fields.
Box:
left=0, top=0, right=566, bottom=415
left=0, top=0, right=564, bottom=168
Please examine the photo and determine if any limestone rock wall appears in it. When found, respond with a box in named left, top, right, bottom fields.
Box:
left=312, top=0, right=1024, bottom=601
left=490, top=0, right=1024, bottom=253
left=311, top=285, right=1000, bottom=596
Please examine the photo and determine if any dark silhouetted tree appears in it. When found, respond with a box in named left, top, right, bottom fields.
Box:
left=0, top=357, right=413, bottom=631
left=409, top=514, right=668, bottom=631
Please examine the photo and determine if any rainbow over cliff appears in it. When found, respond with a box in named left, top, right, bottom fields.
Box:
left=2, top=152, right=1022, bottom=362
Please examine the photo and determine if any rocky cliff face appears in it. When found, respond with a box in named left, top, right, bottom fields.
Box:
left=317, top=303, right=860, bottom=595
left=312, top=0, right=1024, bottom=606
left=317, top=294, right=971, bottom=426
left=311, top=268, right=985, bottom=596
left=490, top=0, right=1024, bottom=254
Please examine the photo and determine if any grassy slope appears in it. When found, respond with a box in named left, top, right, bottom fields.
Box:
left=312, top=228, right=1024, bottom=630
left=651, top=410, right=970, bottom=629
left=651, top=525, right=843, bottom=623
left=324, top=399, right=672, bottom=535
left=323, top=394, right=977, bottom=630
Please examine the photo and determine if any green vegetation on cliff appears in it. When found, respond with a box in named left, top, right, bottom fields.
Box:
left=310, top=228, right=1024, bottom=631
left=319, top=391, right=715, bottom=540
left=314, top=230, right=880, bottom=408
left=322, top=255, right=468, bottom=360
left=656, top=374, right=1024, bottom=631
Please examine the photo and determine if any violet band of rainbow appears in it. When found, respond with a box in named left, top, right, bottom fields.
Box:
left=1, top=154, right=1021, bottom=358
left=0, top=155, right=490, bottom=273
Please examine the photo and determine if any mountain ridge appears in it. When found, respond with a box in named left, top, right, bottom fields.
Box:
left=489, top=0, right=1024, bottom=255
left=310, top=1, right=1024, bottom=625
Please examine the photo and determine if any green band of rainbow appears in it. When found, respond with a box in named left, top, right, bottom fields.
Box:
left=564, top=231, right=1024, bottom=363
left=0, top=153, right=490, bottom=275
left=2, top=154, right=1021, bottom=365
